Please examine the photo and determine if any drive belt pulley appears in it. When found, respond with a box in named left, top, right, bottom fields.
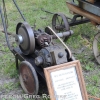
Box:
left=15, top=22, right=35, bottom=55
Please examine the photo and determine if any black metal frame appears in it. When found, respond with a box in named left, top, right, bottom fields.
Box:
left=13, top=48, right=46, bottom=80
left=69, top=15, right=90, bottom=26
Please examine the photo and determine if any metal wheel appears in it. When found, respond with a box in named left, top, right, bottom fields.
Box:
left=19, top=61, right=39, bottom=95
left=93, top=33, right=100, bottom=64
left=52, top=13, right=70, bottom=41
left=16, top=22, right=35, bottom=55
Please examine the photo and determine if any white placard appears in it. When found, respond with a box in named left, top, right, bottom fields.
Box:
left=51, top=67, right=83, bottom=100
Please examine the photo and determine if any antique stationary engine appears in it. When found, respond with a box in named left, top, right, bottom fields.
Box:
left=13, top=21, right=74, bottom=94
left=15, top=22, right=74, bottom=68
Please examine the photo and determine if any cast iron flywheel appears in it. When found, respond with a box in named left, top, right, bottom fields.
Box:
left=16, top=22, right=35, bottom=55
left=19, top=61, right=39, bottom=95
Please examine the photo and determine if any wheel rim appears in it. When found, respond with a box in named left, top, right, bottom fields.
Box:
left=52, top=13, right=70, bottom=32
left=19, top=61, right=39, bottom=95
left=52, top=13, right=70, bottom=41
left=93, top=33, right=100, bottom=64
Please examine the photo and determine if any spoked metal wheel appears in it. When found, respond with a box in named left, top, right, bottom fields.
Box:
left=52, top=13, right=70, bottom=41
left=19, top=61, right=39, bottom=95
left=93, top=33, right=100, bottom=64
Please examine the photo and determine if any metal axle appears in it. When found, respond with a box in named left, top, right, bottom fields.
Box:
left=52, top=30, right=73, bottom=39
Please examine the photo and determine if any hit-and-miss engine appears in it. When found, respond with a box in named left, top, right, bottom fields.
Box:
left=15, top=22, right=74, bottom=68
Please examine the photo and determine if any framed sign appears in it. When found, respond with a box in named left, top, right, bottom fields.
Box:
left=44, top=60, right=88, bottom=100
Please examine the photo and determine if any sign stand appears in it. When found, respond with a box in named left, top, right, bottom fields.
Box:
left=44, top=60, right=88, bottom=100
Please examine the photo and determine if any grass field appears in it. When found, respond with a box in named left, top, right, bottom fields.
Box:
left=0, top=0, right=100, bottom=100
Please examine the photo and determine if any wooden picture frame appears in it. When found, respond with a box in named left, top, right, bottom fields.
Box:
left=44, top=60, right=88, bottom=100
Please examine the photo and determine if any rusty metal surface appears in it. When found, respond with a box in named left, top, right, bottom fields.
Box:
left=20, top=65, right=35, bottom=93
left=19, top=61, right=39, bottom=94
left=66, top=2, right=100, bottom=24
left=82, top=0, right=95, bottom=4
left=36, top=33, right=51, bottom=48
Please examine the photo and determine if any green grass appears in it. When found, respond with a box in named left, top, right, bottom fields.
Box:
left=0, top=0, right=100, bottom=99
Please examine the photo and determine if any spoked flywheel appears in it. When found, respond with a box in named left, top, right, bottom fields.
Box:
left=93, top=33, right=100, bottom=64
left=52, top=13, right=70, bottom=41
left=15, top=22, right=35, bottom=55
left=19, top=61, right=39, bottom=95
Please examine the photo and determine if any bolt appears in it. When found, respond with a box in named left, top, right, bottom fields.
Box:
left=58, top=52, right=64, bottom=58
